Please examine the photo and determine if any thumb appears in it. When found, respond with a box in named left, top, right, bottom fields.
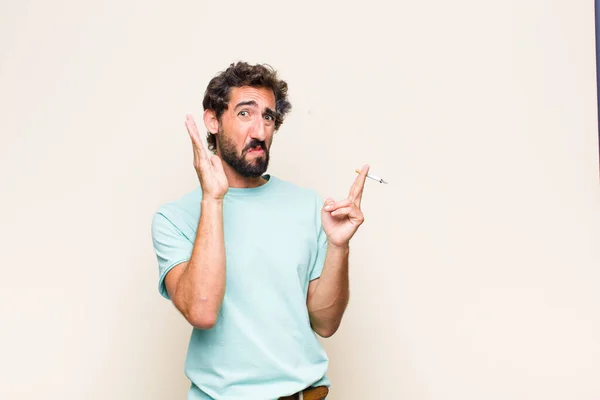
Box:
left=322, top=198, right=335, bottom=209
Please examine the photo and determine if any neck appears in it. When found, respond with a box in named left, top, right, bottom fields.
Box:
left=221, top=159, right=267, bottom=189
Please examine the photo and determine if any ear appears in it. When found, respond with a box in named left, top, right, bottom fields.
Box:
left=203, top=109, right=219, bottom=134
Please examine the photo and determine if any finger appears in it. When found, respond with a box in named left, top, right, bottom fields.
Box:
left=322, top=197, right=334, bottom=208
left=348, top=164, right=370, bottom=207
left=186, top=122, right=199, bottom=165
left=348, top=164, right=368, bottom=200
left=185, top=115, right=209, bottom=162
left=323, top=198, right=352, bottom=212
left=332, top=207, right=365, bottom=225
left=330, top=206, right=352, bottom=217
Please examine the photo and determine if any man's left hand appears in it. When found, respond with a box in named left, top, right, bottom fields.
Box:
left=321, top=164, right=370, bottom=248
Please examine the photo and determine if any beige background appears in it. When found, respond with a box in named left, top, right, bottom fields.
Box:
left=1, top=0, right=599, bottom=399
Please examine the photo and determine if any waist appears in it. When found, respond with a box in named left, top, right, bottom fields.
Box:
left=279, top=385, right=329, bottom=400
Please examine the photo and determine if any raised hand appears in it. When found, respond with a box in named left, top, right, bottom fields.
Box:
left=185, top=115, right=229, bottom=201
left=321, top=164, right=370, bottom=248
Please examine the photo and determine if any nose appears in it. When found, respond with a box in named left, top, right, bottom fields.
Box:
left=249, top=117, right=267, bottom=142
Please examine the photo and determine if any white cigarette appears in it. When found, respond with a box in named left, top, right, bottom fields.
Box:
left=355, top=169, right=388, bottom=184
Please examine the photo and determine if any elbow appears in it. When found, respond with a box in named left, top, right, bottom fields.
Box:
left=182, top=305, right=219, bottom=330
left=312, top=321, right=340, bottom=338
left=193, top=320, right=217, bottom=330
left=316, top=328, right=337, bottom=338
left=172, top=290, right=221, bottom=330
left=187, top=311, right=218, bottom=330
left=316, top=325, right=339, bottom=338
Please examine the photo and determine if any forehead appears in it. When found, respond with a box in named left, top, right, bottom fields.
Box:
left=228, top=86, right=276, bottom=108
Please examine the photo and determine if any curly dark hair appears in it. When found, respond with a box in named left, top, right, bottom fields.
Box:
left=202, top=61, right=292, bottom=153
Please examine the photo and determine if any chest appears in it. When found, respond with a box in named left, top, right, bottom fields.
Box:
left=221, top=201, right=319, bottom=291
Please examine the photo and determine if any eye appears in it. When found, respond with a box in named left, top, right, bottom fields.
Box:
left=264, top=114, right=274, bottom=121
left=238, top=110, right=249, bottom=117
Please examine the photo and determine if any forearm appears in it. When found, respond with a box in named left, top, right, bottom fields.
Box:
left=307, top=243, right=350, bottom=337
left=173, top=199, right=226, bottom=328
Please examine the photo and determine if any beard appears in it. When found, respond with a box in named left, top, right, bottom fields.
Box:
left=216, top=130, right=270, bottom=178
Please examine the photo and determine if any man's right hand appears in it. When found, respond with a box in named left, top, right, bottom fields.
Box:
left=185, top=115, right=229, bottom=201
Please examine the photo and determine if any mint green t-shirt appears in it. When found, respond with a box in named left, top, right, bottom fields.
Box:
left=151, top=175, right=330, bottom=400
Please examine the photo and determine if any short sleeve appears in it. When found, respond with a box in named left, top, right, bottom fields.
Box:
left=151, top=212, right=193, bottom=300
left=309, top=195, right=328, bottom=281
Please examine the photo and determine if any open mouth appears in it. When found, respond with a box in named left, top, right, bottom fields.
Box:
left=247, top=146, right=264, bottom=154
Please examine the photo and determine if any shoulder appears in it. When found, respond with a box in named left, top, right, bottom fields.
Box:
left=152, top=187, right=202, bottom=232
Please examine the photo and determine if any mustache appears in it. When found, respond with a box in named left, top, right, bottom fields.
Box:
left=242, top=139, right=267, bottom=154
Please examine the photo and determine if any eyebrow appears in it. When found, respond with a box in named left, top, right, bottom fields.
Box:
left=234, top=100, right=258, bottom=110
left=234, top=100, right=276, bottom=116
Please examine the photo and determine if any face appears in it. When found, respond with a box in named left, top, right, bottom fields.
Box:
left=213, top=86, right=277, bottom=178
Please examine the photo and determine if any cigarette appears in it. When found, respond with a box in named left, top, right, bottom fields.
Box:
left=355, top=169, right=388, bottom=184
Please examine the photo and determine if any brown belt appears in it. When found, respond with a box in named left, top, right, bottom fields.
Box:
left=278, top=385, right=329, bottom=400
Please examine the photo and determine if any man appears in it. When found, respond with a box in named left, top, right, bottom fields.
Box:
left=151, top=61, right=370, bottom=400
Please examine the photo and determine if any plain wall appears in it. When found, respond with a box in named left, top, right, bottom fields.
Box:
left=1, top=0, right=599, bottom=399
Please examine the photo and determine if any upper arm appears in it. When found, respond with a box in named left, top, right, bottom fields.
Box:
left=306, top=195, right=327, bottom=306
left=164, top=261, right=187, bottom=301
left=307, top=277, right=319, bottom=306
left=308, top=195, right=328, bottom=282
left=151, top=212, right=193, bottom=300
